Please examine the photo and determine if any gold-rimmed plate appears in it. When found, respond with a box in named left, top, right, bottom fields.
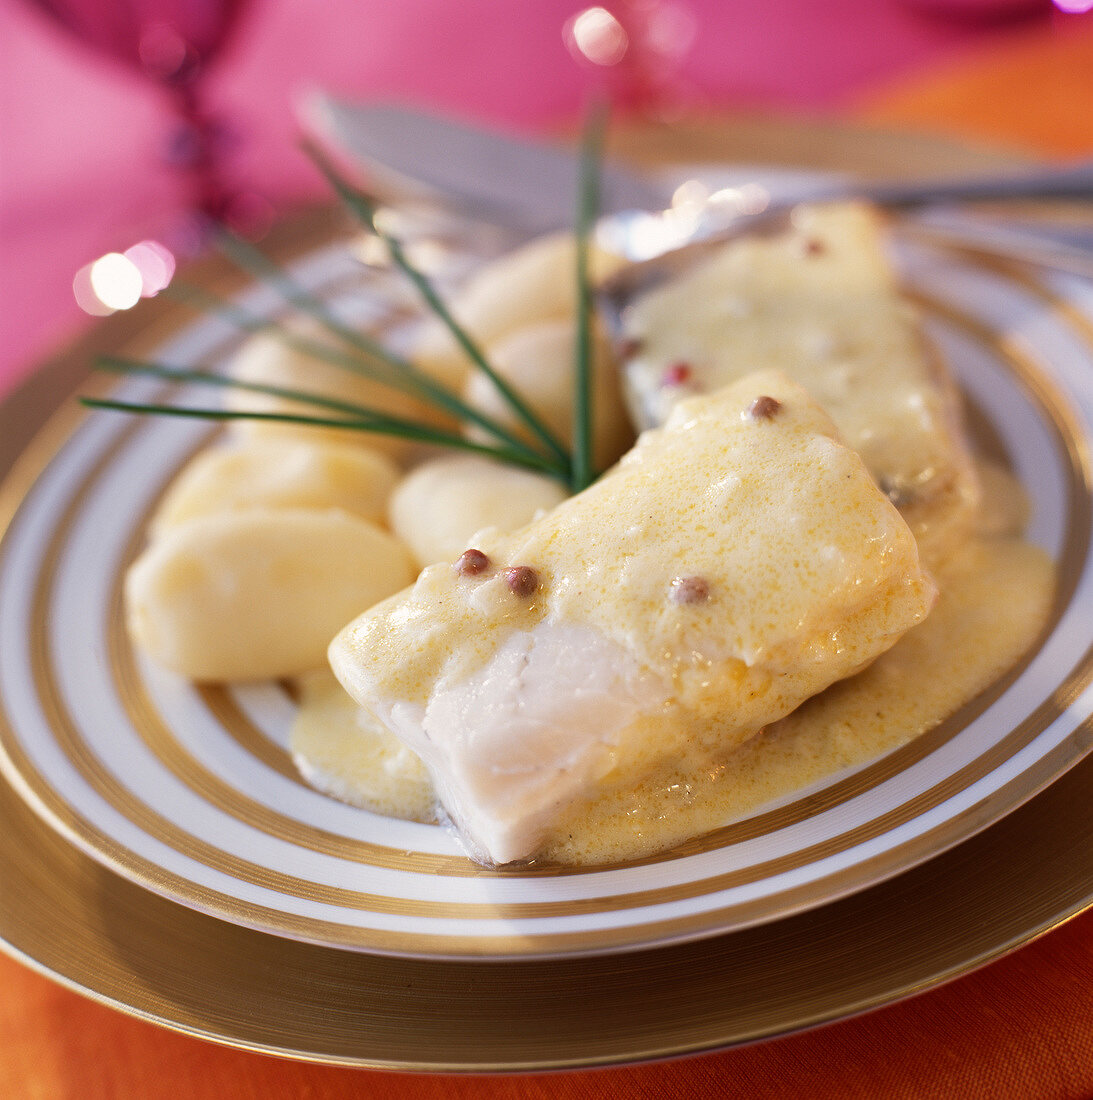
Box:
left=1, top=722, right=1091, bottom=1070
left=2, top=141, right=1093, bottom=963
left=1, top=119, right=1093, bottom=1068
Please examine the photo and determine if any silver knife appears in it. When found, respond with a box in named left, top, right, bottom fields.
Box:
left=299, top=95, right=670, bottom=234
left=299, top=95, right=1093, bottom=273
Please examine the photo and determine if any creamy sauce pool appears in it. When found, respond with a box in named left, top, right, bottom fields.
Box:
left=290, top=464, right=1054, bottom=867
left=542, top=531, right=1052, bottom=865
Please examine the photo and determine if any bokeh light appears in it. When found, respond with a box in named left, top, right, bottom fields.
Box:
left=73, top=240, right=177, bottom=315
left=72, top=264, right=115, bottom=316
left=125, top=240, right=177, bottom=297
left=1054, top=0, right=1093, bottom=11
left=90, top=253, right=143, bottom=310
left=566, top=7, right=629, bottom=67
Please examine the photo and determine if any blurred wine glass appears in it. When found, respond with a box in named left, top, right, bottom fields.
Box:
left=22, top=0, right=258, bottom=244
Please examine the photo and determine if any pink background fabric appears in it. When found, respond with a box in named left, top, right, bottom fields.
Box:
left=0, top=0, right=1060, bottom=395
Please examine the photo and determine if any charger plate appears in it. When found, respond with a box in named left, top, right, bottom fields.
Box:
left=0, top=119, right=1092, bottom=1068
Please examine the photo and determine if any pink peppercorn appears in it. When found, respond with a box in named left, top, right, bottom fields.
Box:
left=662, top=362, right=693, bottom=387
left=454, top=548, right=491, bottom=576
left=504, top=566, right=539, bottom=598
left=747, top=395, right=782, bottom=420
left=670, top=575, right=710, bottom=604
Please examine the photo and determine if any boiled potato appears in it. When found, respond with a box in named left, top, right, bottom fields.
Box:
left=225, top=317, right=450, bottom=459
left=126, top=508, right=416, bottom=681
left=463, top=318, right=635, bottom=472
left=150, top=439, right=401, bottom=536
left=388, top=455, right=568, bottom=567
left=410, top=232, right=625, bottom=390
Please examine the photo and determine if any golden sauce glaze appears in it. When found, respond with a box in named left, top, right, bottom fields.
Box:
left=292, top=460, right=1054, bottom=867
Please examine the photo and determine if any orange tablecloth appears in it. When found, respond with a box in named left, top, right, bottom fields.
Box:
left=1, top=906, right=1092, bottom=1098
left=3, top=906, right=1092, bottom=1099
left=4, top=20, right=1093, bottom=1100
left=856, top=18, right=1093, bottom=158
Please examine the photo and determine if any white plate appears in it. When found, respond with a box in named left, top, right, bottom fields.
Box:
left=1, top=212, right=1092, bottom=960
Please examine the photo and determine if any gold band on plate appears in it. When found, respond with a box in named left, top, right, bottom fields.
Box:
left=105, top=276, right=1093, bottom=872
left=1, top=243, right=1092, bottom=956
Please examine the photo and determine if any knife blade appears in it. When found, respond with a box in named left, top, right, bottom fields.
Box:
left=299, top=96, right=1093, bottom=278
left=298, top=95, right=672, bottom=234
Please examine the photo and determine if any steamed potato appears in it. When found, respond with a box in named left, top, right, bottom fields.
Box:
left=150, top=439, right=401, bottom=536
left=126, top=509, right=416, bottom=681
left=224, top=318, right=450, bottom=459
left=463, top=318, right=635, bottom=472
left=388, top=454, right=568, bottom=567
left=410, top=232, right=625, bottom=389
